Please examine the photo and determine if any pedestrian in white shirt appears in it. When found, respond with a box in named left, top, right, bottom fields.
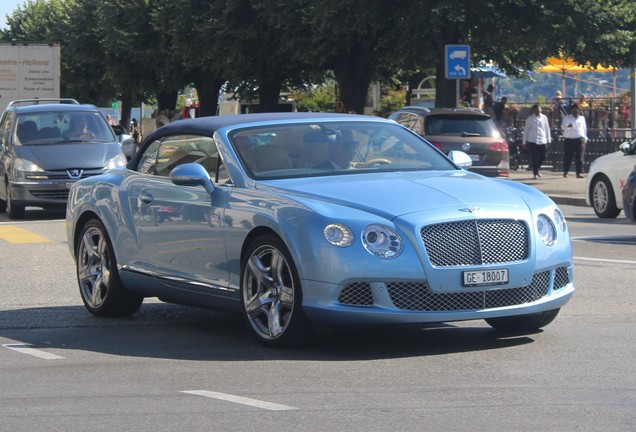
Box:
left=523, top=104, right=552, bottom=179
left=561, top=104, right=587, bottom=178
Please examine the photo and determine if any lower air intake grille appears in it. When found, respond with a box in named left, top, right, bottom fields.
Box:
left=386, top=271, right=550, bottom=311
left=553, top=266, right=570, bottom=290
left=338, top=282, right=374, bottom=306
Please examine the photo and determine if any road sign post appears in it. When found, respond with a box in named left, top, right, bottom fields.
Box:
left=445, top=44, right=471, bottom=108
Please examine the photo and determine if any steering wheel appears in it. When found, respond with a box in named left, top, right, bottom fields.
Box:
left=359, top=157, right=392, bottom=168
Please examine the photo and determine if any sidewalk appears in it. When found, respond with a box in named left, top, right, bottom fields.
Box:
left=508, top=168, right=587, bottom=207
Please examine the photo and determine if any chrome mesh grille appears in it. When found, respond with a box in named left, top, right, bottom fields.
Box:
left=553, top=267, right=569, bottom=290
left=338, top=282, right=374, bottom=306
left=421, top=219, right=529, bottom=267
left=386, top=271, right=550, bottom=311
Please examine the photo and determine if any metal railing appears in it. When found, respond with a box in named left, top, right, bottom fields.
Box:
left=502, top=97, right=633, bottom=172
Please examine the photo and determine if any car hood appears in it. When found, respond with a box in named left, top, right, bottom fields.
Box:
left=263, top=170, right=541, bottom=220
left=16, top=142, right=121, bottom=170
left=589, top=150, right=624, bottom=171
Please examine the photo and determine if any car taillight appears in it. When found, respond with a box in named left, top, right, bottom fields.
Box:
left=428, top=140, right=442, bottom=150
left=490, top=141, right=509, bottom=152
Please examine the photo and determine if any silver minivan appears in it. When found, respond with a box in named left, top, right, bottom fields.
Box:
left=0, top=99, right=126, bottom=219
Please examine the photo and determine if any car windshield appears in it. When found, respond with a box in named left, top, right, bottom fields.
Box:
left=229, top=121, right=458, bottom=179
left=15, top=111, right=115, bottom=145
left=425, top=114, right=498, bottom=137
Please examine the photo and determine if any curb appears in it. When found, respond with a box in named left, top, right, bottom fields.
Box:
left=546, top=195, right=587, bottom=207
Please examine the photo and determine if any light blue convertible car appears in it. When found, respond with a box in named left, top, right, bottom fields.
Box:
left=66, top=113, right=574, bottom=347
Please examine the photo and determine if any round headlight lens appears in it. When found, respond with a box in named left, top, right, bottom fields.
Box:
left=537, top=214, right=556, bottom=246
left=361, top=224, right=403, bottom=258
left=554, top=209, right=567, bottom=231
left=324, top=223, right=354, bottom=247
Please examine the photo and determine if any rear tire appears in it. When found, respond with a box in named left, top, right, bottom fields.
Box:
left=591, top=175, right=620, bottom=218
left=75, top=218, right=143, bottom=317
left=485, top=308, right=560, bottom=332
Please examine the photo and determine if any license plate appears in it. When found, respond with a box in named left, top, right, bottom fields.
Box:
left=463, top=268, right=508, bottom=286
left=469, top=154, right=480, bottom=161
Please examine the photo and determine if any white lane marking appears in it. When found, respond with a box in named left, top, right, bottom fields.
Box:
left=181, top=390, right=297, bottom=411
left=2, top=343, right=65, bottom=360
left=574, top=256, right=636, bottom=265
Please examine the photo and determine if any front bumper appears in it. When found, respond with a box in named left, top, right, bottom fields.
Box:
left=10, top=179, right=77, bottom=207
left=302, top=265, right=574, bottom=325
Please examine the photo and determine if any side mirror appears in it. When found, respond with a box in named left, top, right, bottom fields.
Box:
left=448, top=150, right=473, bottom=168
left=120, top=137, right=137, bottom=159
left=623, top=138, right=636, bottom=155
left=619, top=141, right=631, bottom=154
left=170, top=163, right=215, bottom=194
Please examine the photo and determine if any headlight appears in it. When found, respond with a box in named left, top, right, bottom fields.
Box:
left=553, top=209, right=567, bottom=232
left=324, top=223, right=354, bottom=247
left=105, top=153, right=127, bottom=169
left=361, top=224, right=403, bottom=258
left=537, top=214, right=556, bottom=246
left=14, top=158, right=44, bottom=173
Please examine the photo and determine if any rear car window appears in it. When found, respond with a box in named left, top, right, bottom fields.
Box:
left=425, top=115, right=498, bottom=137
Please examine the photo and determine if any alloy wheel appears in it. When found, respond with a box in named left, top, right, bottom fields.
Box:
left=77, top=225, right=111, bottom=309
left=242, top=244, right=296, bottom=341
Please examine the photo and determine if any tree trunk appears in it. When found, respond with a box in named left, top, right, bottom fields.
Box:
left=433, top=27, right=463, bottom=108
left=333, top=54, right=374, bottom=114
left=258, top=81, right=282, bottom=112
left=156, top=91, right=178, bottom=112
left=119, top=95, right=133, bottom=129
left=196, top=78, right=224, bottom=117
left=435, top=66, right=459, bottom=108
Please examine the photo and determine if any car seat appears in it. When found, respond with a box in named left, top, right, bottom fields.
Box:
left=17, top=120, right=38, bottom=142
left=254, top=145, right=293, bottom=172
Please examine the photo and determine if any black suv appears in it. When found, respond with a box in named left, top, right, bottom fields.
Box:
left=0, top=98, right=126, bottom=218
left=389, top=107, right=509, bottom=177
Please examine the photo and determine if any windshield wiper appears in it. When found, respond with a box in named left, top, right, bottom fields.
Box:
left=57, top=139, right=95, bottom=144
left=461, top=132, right=481, bottom=137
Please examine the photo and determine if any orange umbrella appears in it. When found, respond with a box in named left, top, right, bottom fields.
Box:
left=536, top=57, right=617, bottom=97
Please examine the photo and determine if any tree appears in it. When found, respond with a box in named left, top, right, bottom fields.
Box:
left=219, top=0, right=317, bottom=112
left=94, top=0, right=160, bottom=126
left=150, top=0, right=228, bottom=117
left=1, top=0, right=116, bottom=105
left=303, top=0, right=421, bottom=114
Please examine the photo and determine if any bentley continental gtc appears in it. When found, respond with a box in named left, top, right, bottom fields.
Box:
left=66, top=113, right=574, bottom=347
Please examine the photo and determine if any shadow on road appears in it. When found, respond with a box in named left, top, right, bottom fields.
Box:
left=0, top=303, right=539, bottom=361
left=0, top=207, right=65, bottom=222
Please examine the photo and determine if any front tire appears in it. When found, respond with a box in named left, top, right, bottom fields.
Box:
left=591, top=175, right=620, bottom=218
left=485, top=308, right=560, bottom=332
left=241, top=234, right=312, bottom=347
left=76, top=218, right=143, bottom=317
left=6, top=184, right=25, bottom=219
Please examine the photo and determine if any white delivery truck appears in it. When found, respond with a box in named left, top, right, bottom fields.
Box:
left=0, top=42, right=61, bottom=112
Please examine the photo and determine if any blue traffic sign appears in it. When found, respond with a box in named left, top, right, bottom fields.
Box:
left=445, top=45, right=471, bottom=79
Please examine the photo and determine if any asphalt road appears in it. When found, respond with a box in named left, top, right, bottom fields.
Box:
left=0, top=204, right=634, bottom=431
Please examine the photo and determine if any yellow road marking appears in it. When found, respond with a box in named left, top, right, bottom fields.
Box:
left=0, top=226, right=52, bottom=243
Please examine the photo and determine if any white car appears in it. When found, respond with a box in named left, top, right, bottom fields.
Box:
left=585, top=138, right=636, bottom=218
